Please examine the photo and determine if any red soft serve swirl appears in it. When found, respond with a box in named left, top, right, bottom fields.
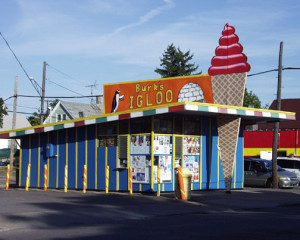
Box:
left=208, top=24, right=250, bottom=76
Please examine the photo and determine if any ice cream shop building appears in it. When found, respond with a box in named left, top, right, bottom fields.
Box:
left=0, top=24, right=295, bottom=192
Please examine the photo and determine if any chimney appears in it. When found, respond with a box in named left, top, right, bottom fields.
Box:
left=96, top=96, right=102, bottom=104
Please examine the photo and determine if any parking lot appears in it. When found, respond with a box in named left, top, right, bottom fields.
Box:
left=1, top=184, right=300, bottom=240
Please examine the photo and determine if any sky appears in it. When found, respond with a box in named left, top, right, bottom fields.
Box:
left=1, top=0, right=300, bottom=116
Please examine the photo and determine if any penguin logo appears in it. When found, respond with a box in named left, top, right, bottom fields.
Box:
left=111, top=89, right=125, bottom=113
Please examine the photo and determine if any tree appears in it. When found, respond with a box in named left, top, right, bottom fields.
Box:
left=0, top=98, right=8, bottom=128
left=27, top=112, right=40, bottom=126
left=243, top=88, right=261, bottom=108
left=155, top=44, right=200, bottom=78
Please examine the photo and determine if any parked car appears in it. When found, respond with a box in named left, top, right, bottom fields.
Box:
left=0, top=159, right=10, bottom=166
left=244, top=158, right=299, bottom=188
left=277, top=157, right=300, bottom=181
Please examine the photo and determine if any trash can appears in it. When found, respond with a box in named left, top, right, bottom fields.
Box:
left=175, top=167, right=192, bottom=200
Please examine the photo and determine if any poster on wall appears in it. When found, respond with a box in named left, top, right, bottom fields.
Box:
left=131, top=155, right=149, bottom=183
left=131, top=135, right=151, bottom=154
left=184, top=136, right=200, bottom=155
left=159, top=155, right=172, bottom=182
left=184, top=156, right=199, bottom=182
left=154, top=135, right=172, bottom=154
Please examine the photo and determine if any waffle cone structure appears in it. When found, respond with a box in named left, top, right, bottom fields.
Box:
left=209, top=24, right=250, bottom=192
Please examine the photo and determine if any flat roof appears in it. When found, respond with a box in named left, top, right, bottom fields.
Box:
left=0, top=102, right=295, bottom=139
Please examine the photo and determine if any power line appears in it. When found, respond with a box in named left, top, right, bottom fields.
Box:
left=47, top=79, right=85, bottom=96
left=248, top=67, right=300, bottom=77
left=0, top=32, right=42, bottom=97
left=17, top=94, right=103, bottom=99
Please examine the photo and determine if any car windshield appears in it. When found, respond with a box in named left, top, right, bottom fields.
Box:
left=262, top=160, right=283, bottom=171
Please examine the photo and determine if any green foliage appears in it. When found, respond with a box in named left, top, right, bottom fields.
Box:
left=243, top=88, right=261, bottom=108
left=27, top=112, right=40, bottom=126
left=155, top=44, right=200, bottom=78
left=0, top=98, right=8, bottom=128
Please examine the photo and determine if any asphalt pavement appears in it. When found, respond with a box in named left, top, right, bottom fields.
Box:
left=0, top=186, right=300, bottom=240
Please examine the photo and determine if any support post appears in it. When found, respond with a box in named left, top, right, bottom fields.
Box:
left=129, top=166, right=133, bottom=195
left=44, top=164, right=48, bottom=191
left=10, top=76, right=18, bottom=176
left=105, top=165, right=109, bottom=194
left=25, top=163, right=31, bottom=191
left=157, top=166, right=161, bottom=197
left=83, top=164, right=87, bottom=193
left=272, top=42, right=283, bottom=189
left=6, top=164, right=10, bottom=190
left=40, top=61, right=46, bottom=124
left=64, top=165, right=68, bottom=193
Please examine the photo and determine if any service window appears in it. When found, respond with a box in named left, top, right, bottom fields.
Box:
left=154, top=115, right=173, bottom=134
left=98, top=122, right=118, bottom=135
left=184, top=116, right=201, bottom=135
left=130, top=117, right=151, bottom=134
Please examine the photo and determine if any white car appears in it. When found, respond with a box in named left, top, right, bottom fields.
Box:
left=277, top=157, right=300, bottom=181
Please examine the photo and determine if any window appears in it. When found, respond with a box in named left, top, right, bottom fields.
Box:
left=56, top=114, right=66, bottom=122
left=154, top=115, right=173, bottom=134
left=184, top=116, right=201, bottom=135
left=79, top=112, right=84, bottom=118
left=98, top=122, right=118, bottom=135
left=130, top=117, right=151, bottom=134
left=99, top=136, right=117, bottom=147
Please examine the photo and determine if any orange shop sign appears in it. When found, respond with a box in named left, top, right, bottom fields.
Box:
left=103, top=74, right=213, bottom=114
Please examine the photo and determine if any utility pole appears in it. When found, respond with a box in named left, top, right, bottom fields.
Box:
left=40, top=61, right=47, bottom=124
left=9, top=76, right=18, bottom=175
left=272, top=41, right=283, bottom=189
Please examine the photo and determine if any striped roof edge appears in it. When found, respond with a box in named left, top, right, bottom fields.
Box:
left=0, top=102, right=295, bottom=138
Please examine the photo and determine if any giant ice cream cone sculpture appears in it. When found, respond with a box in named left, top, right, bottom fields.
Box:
left=208, top=23, right=250, bottom=192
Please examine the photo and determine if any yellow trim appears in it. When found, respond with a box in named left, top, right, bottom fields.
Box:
left=127, top=120, right=130, bottom=190
left=139, top=184, right=141, bottom=191
left=172, top=116, right=175, bottom=191
left=0, top=101, right=294, bottom=136
left=95, top=124, right=98, bottom=190
left=47, top=133, right=49, bottom=186
left=56, top=131, right=59, bottom=189
left=75, top=128, right=78, bottom=189
left=244, top=147, right=299, bottom=157
left=103, top=74, right=210, bottom=86
left=209, top=119, right=211, bottom=189
left=116, top=123, right=119, bottom=191
left=105, top=147, right=108, bottom=167
left=151, top=116, right=154, bottom=191
left=66, top=129, right=68, bottom=166
left=200, top=118, right=203, bottom=190
left=29, top=135, right=31, bottom=164
left=217, top=137, right=219, bottom=189
left=37, top=133, right=40, bottom=188
left=19, top=146, right=22, bottom=187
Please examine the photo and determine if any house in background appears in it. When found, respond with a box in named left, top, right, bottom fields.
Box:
left=244, top=98, right=300, bottom=157
left=0, top=113, right=31, bottom=164
left=0, top=113, right=31, bottom=149
left=43, top=100, right=104, bottom=124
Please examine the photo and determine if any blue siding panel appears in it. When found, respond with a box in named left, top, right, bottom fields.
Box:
left=97, top=147, right=106, bottom=190
left=77, top=126, right=86, bottom=189
left=107, top=147, right=117, bottom=191
left=58, top=129, right=66, bottom=189
left=30, top=134, right=39, bottom=188
left=87, top=125, right=96, bottom=190
left=21, top=135, right=29, bottom=187
left=118, top=169, right=128, bottom=191
left=68, top=128, right=76, bottom=189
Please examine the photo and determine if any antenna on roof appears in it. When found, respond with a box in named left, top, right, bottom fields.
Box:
left=85, top=81, right=99, bottom=103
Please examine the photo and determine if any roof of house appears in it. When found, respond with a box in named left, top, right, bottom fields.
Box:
left=258, top=98, right=300, bottom=130
left=43, top=100, right=104, bottom=123
left=0, top=114, right=31, bottom=131
left=60, top=101, right=104, bottom=119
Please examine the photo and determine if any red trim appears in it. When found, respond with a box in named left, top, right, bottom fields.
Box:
left=218, top=108, right=228, bottom=113
left=35, top=128, right=44, bottom=133
left=0, top=133, right=9, bottom=138
left=254, top=111, right=263, bottom=117
left=75, top=121, right=85, bottom=127
left=169, top=105, right=184, bottom=112
left=119, top=113, right=130, bottom=120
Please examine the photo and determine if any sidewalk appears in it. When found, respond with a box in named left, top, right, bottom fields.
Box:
left=161, top=187, right=300, bottom=211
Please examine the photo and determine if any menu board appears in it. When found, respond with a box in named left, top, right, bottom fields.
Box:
left=154, top=135, right=172, bottom=154
left=184, top=136, right=200, bottom=155
left=159, top=155, right=172, bottom=182
left=131, top=155, right=149, bottom=182
left=131, top=135, right=151, bottom=154
left=184, top=156, right=199, bottom=182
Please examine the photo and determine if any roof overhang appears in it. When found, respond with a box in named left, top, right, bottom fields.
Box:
left=0, top=102, right=295, bottom=139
